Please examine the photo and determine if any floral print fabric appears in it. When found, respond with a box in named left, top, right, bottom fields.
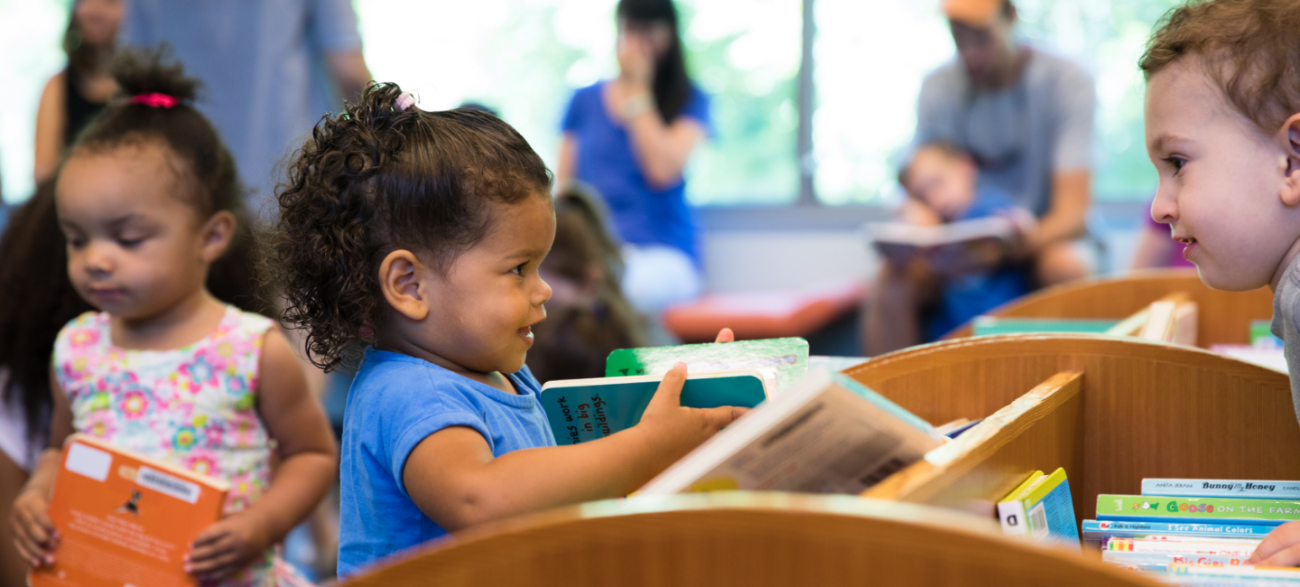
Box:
left=53, top=306, right=287, bottom=586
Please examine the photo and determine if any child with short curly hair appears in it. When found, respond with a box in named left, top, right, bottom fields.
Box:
left=1138, top=0, right=1300, bottom=566
left=270, top=83, right=743, bottom=576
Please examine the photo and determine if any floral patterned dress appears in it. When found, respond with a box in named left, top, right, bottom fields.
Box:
left=53, top=306, right=308, bottom=587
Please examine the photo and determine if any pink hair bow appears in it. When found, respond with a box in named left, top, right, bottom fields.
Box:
left=130, top=93, right=178, bottom=108
left=395, top=92, right=416, bottom=112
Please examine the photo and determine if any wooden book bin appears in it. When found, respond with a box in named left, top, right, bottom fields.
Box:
left=943, top=269, right=1272, bottom=347
left=846, top=334, right=1297, bottom=524
left=339, top=492, right=1154, bottom=587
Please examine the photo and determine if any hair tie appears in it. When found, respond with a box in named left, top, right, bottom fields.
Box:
left=395, top=92, right=416, bottom=112
left=130, top=93, right=178, bottom=109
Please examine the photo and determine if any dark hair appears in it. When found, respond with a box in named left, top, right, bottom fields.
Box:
left=616, top=0, right=693, bottom=123
left=0, top=181, right=93, bottom=451
left=1139, top=0, right=1300, bottom=134
left=0, top=181, right=269, bottom=454
left=526, top=184, right=648, bottom=383
left=272, top=82, right=552, bottom=371
left=73, top=46, right=241, bottom=221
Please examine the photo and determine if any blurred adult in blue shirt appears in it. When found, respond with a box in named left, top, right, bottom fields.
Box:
left=555, top=0, right=711, bottom=318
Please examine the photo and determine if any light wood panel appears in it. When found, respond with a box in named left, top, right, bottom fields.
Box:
left=340, top=492, right=1159, bottom=587
left=844, top=334, right=1297, bottom=522
left=943, top=269, right=1272, bottom=347
left=865, top=372, right=1083, bottom=517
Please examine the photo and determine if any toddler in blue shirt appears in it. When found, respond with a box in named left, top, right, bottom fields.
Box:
left=270, top=84, right=745, bottom=577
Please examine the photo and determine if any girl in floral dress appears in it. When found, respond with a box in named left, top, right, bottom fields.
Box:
left=9, top=48, right=336, bottom=587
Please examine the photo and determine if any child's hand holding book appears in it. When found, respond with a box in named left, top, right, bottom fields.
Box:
left=1248, top=520, right=1300, bottom=567
left=10, top=485, right=58, bottom=568
left=185, top=512, right=273, bottom=582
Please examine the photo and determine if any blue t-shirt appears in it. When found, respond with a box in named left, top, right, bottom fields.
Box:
left=337, top=349, right=557, bottom=577
left=927, top=188, right=1033, bottom=340
left=561, top=82, right=711, bottom=263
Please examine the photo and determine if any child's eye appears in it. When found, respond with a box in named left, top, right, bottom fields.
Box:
left=116, top=237, right=145, bottom=248
left=510, top=263, right=527, bottom=276
left=1163, top=156, right=1186, bottom=174
left=67, top=237, right=87, bottom=250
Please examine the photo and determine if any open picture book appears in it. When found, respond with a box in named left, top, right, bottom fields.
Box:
left=866, top=217, right=1017, bottom=271
left=637, top=368, right=942, bottom=495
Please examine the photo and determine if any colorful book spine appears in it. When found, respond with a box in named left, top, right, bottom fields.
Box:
left=997, top=471, right=1044, bottom=537
left=1097, top=494, right=1300, bottom=523
left=1142, top=478, right=1300, bottom=499
left=1102, top=551, right=1251, bottom=573
left=1021, top=467, right=1080, bottom=545
left=1105, top=538, right=1257, bottom=557
left=1082, top=520, right=1278, bottom=541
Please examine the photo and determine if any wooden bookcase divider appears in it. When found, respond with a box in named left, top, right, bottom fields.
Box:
left=942, top=268, right=1271, bottom=347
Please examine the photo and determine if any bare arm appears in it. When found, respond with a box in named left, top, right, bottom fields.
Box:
left=34, top=74, right=67, bottom=183
left=325, top=49, right=372, bottom=104
left=403, top=364, right=744, bottom=532
left=187, top=329, right=337, bottom=580
left=10, top=369, right=76, bottom=567
left=622, top=106, right=706, bottom=189
left=1024, top=169, right=1090, bottom=252
left=554, top=133, right=578, bottom=193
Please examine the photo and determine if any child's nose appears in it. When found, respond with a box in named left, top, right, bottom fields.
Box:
left=535, top=277, right=553, bottom=306
left=1150, top=188, right=1178, bottom=225
left=83, top=243, right=114, bottom=274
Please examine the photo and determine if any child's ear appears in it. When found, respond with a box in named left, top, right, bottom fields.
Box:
left=1278, top=112, right=1300, bottom=207
left=378, top=249, right=430, bottom=321
left=198, top=211, right=236, bottom=263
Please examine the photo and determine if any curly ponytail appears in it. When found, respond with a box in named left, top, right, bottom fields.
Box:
left=271, top=82, right=551, bottom=371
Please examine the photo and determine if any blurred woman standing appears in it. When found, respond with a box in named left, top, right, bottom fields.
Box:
left=33, top=0, right=122, bottom=182
left=555, top=0, right=711, bottom=320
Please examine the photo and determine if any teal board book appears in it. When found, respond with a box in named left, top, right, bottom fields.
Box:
left=540, top=372, right=767, bottom=445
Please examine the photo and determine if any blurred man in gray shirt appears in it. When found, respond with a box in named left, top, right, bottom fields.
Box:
left=916, top=0, right=1095, bottom=286
left=866, top=0, right=1095, bottom=355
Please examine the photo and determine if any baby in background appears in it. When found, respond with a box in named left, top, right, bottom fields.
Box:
left=268, top=83, right=743, bottom=577
left=1135, top=0, right=1300, bottom=566
left=866, top=142, right=1033, bottom=353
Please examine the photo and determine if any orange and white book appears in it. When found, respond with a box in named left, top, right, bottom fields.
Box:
left=29, top=434, right=228, bottom=587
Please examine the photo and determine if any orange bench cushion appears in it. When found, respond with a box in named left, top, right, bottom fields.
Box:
left=663, top=280, right=866, bottom=342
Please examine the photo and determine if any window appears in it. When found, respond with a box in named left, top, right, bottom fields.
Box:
left=0, top=0, right=1186, bottom=207
left=812, top=0, right=1182, bottom=205
left=356, top=0, right=801, bottom=206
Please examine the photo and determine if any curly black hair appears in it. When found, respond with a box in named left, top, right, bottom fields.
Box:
left=271, top=82, right=552, bottom=371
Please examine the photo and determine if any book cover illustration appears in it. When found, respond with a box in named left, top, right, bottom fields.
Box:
left=30, top=434, right=228, bottom=587
left=1097, top=494, right=1300, bottom=524
left=605, top=337, right=808, bottom=395
left=540, top=372, right=767, bottom=445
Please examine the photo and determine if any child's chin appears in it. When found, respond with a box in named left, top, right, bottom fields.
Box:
left=1196, top=265, right=1268, bottom=292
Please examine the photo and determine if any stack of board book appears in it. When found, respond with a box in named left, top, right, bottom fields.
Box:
left=1086, top=478, right=1300, bottom=583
